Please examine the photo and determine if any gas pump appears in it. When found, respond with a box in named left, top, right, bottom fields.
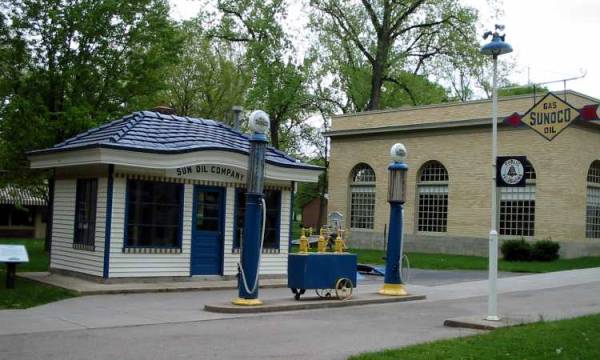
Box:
left=232, top=110, right=270, bottom=306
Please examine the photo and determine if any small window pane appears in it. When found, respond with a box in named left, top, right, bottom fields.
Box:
left=586, top=162, right=600, bottom=239
left=499, top=185, right=536, bottom=237
left=234, top=189, right=281, bottom=249
left=349, top=164, right=376, bottom=229
left=196, top=191, right=220, bottom=231
left=126, top=180, right=182, bottom=248
left=417, top=162, right=448, bottom=232
left=11, top=207, right=34, bottom=226
left=74, top=179, right=98, bottom=249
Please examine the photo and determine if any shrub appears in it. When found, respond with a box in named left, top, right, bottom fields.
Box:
left=531, top=240, right=560, bottom=262
left=501, top=239, right=532, bottom=261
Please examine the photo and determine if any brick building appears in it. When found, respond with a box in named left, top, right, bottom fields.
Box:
left=326, top=90, right=600, bottom=258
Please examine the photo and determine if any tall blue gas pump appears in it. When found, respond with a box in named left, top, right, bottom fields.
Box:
left=379, top=143, right=409, bottom=296
left=233, top=110, right=270, bottom=306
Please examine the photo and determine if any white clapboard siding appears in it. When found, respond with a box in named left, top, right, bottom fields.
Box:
left=49, top=178, right=105, bottom=277
left=108, top=179, right=192, bottom=277
left=223, top=189, right=291, bottom=276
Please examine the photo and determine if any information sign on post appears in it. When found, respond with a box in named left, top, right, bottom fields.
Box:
left=0, top=245, right=29, bottom=289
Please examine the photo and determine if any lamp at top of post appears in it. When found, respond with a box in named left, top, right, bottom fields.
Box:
left=480, top=24, right=513, bottom=58
left=388, top=143, right=408, bottom=203
left=249, top=110, right=269, bottom=136
left=246, top=110, right=269, bottom=194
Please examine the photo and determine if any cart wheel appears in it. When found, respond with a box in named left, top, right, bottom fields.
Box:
left=335, top=278, right=353, bottom=300
left=293, top=288, right=305, bottom=301
left=315, top=289, right=334, bottom=299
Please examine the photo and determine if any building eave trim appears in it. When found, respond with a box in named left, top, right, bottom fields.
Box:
left=325, top=117, right=494, bottom=137
left=28, top=148, right=322, bottom=183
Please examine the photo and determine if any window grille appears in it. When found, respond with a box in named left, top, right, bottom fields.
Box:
left=233, top=188, right=281, bottom=251
left=499, top=160, right=536, bottom=237
left=417, top=161, right=448, bottom=232
left=349, top=163, right=376, bottom=229
left=74, top=179, right=98, bottom=250
left=125, top=180, right=183, bottom=249
left=586, top=161, right=600, bottom=239
left=419, top=161, right=449, bottom=182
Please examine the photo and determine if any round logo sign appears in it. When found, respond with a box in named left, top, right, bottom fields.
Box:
left=500, top=159, right=524, bottom=185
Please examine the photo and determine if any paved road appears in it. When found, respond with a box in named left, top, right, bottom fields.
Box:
left=1, top=268, right=599, bottom=360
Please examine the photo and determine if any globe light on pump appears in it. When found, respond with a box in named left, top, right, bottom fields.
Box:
left=390, top=143, right=407, bottom=163
left=249, top=110, right=270, bottom=134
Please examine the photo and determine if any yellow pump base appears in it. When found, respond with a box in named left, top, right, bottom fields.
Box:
left=378, top=283, right=408, bottom=296
left=232, top=297, right=263, bottom=306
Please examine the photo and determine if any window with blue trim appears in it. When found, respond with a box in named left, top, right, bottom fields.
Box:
left=74, top=179, right=98, bottom=250
left=126, top=180, right=183, bottom=248
left=234, top=188, right=281, bottom=250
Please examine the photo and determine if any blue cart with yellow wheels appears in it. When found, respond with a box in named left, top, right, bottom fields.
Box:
left=287, top=253, right=357, bottom=300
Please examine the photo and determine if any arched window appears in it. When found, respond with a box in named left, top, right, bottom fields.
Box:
left=586, top=161, right=600, bottom=239
left=499, top=160, right=536, bottom=237
left=349, top=163, right=376, bottom=229
left=417, top=161, right=448, bottom=232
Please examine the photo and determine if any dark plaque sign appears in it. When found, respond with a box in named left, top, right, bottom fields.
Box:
left=496, top=156, right=527, bottom=187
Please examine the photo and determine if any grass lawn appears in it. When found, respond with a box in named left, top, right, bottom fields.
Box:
left=349, top=313, right=600, bottom=360
left=0, top=238, right=76, bottom=309
left=348, top=248, right=600, bottom=273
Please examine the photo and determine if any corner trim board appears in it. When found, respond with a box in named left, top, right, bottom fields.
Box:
left=103, top=164, right=114, bottom=279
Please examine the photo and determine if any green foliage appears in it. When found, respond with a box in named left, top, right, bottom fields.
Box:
left=501, top=239, right=532, bottom=261
left=206, top=0, right=315, bottom=150
left=0, top=238, right=76, bottom=309
left=0, top=0, right=182, bottom=185
left=162, top=20, right=249, bottom=121
left=350, top=248, right=600, bottom=273
left=531, top=240, right=560, bottom=262
left=350, top=314, right=600, bottom=360
left=309, top=0, right=480, bottom=111
left=499, top=85, right=550, bottom=97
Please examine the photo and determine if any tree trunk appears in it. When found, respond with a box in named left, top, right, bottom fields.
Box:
left=368, top=61, right=384, bottom=111
left=367, top=40, right=390, bottom=111
left=269, top=119, right=279, bottom=149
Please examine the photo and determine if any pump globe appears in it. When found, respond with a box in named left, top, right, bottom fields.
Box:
left=390, top=143, right=407, bottom=163
left=249, top=110, right=270, bottom=134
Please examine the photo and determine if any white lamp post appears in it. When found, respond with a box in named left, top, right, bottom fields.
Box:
left=480, top=24, right=513, bottom=321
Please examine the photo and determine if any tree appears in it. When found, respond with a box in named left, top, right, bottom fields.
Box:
left=498, top=84, right=549, bottom=97
left=310, top=0, right=480, bottom=111
left=162, top=20, right=249, bottom=121
left=207, top=0, right=315, bottom=150
left=0, top=0, right=181, bottom=185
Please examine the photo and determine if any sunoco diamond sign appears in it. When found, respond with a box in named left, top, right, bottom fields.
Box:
left=521, top=92, right=580, bottom=141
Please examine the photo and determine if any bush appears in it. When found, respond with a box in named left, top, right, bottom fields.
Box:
left=531, top=240, right=560, bottom=262
left=501, top=239, right=532, bottom=261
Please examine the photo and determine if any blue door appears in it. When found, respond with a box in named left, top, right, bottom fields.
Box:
left=191, top=186, right=225, bottom=275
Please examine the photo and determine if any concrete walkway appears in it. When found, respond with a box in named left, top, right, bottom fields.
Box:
left=18, top=268, right=518, bottom=294
left=18, top=272, right=287, bottom=295
left=0, top=268, right=598, bottom=359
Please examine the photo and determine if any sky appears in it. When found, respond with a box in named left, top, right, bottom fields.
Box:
left=169, top=0, right=600, bottom=100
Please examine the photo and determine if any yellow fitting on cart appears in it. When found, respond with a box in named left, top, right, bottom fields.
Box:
left=299, top=227, right=311, bottom=253
left=334, top=229, right=347, bottom=253
left=317, top=228, right=328, bottom=253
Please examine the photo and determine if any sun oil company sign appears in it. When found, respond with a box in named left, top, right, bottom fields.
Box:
left=520, top=92, right=580, bottom=141
left=167, top=165, right=246, bottom=183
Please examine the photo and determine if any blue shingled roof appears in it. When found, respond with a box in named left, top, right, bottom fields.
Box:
left=28, top=111, right=321, bottom=170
